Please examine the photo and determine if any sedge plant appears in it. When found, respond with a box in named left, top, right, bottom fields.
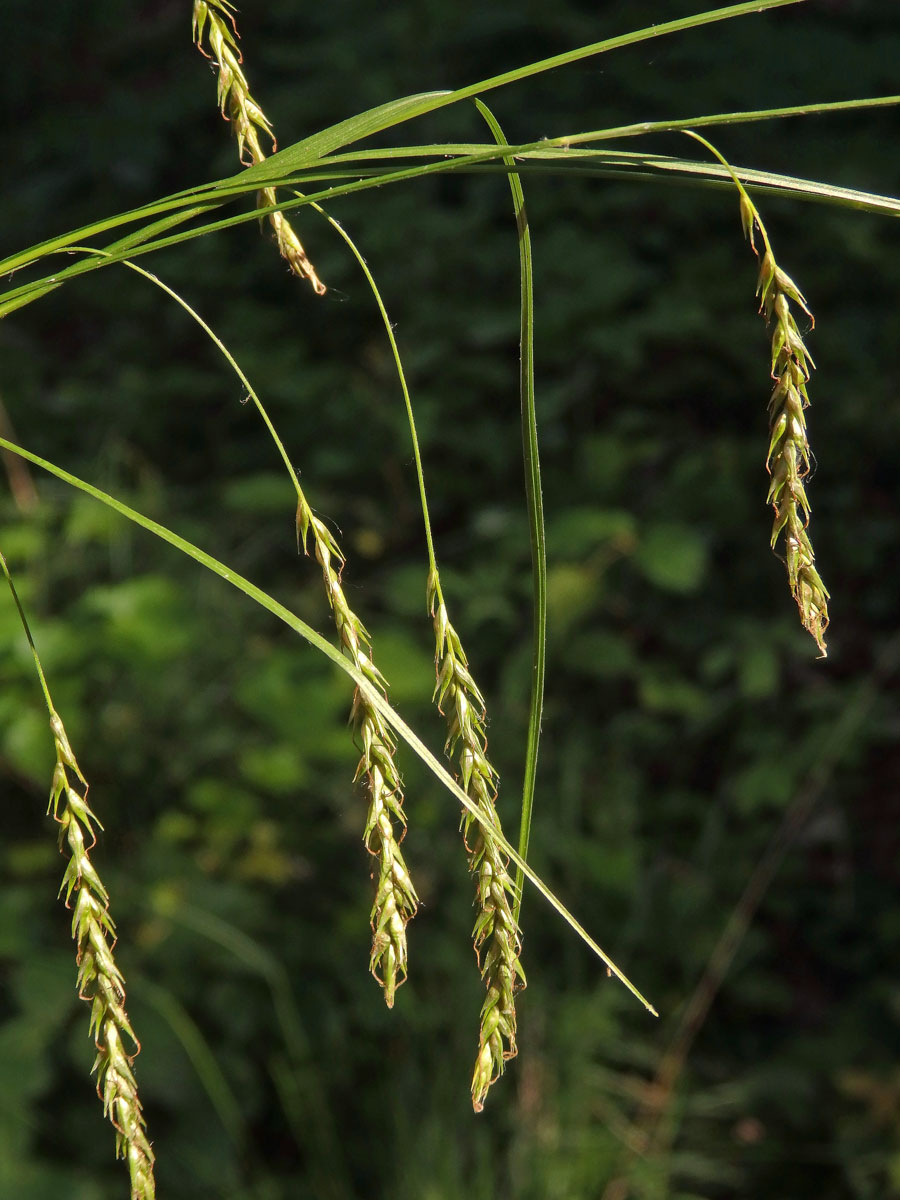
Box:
left=1, top=0, right=899, bottom=1193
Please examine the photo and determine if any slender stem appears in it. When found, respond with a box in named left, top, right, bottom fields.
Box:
left=517, top=93, right=900, bottom=154
left=474, top=101, right=545, bottom=924
left=62, top=247, right=304, bottom=500
left=303, top=202, right=439, bottom=579
left=0, top=548, right=54, bottom=715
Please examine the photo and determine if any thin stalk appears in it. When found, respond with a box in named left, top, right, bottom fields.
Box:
left=300, top=204, right=437, bottom=569
left=279, top=92, right=900, bottom=169
left=1, top=549, right=53, bottom=710
left=474, top=101, right=545, bottom=927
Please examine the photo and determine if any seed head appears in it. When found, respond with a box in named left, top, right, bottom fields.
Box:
left=49, top=713, right=156, bottom=1200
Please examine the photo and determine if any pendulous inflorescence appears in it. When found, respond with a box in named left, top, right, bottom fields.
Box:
left=428, top=568, right=525, bottom=1111
left=192, top=0, right=325, bottom=295
left=685, top=130, right=830, bottom=656
left=49, top=713, right=156, bottom=1200
left=738, top=189, right=830, bottom=656
left=297, top=499, right=418, bottom=1007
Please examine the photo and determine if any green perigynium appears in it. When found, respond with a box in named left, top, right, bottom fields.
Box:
left=49, top=713, right=156, bottom=1200
left=428, top=569, right=525, bottom=1111
left=297, top=502, right=418, bottom=1006
left=738, top=191, right=830, bottom=656
left=192, top=0, right=325, bottom=294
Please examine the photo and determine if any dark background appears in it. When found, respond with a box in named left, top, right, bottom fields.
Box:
left=1, top=1, right=899, bottom=1197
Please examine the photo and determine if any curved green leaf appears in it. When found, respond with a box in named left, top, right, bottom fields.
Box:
left=238, top=91, right=452, bottom=182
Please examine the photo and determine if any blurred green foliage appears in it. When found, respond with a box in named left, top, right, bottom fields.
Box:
left=2, top=1, right=900, bottom=1197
